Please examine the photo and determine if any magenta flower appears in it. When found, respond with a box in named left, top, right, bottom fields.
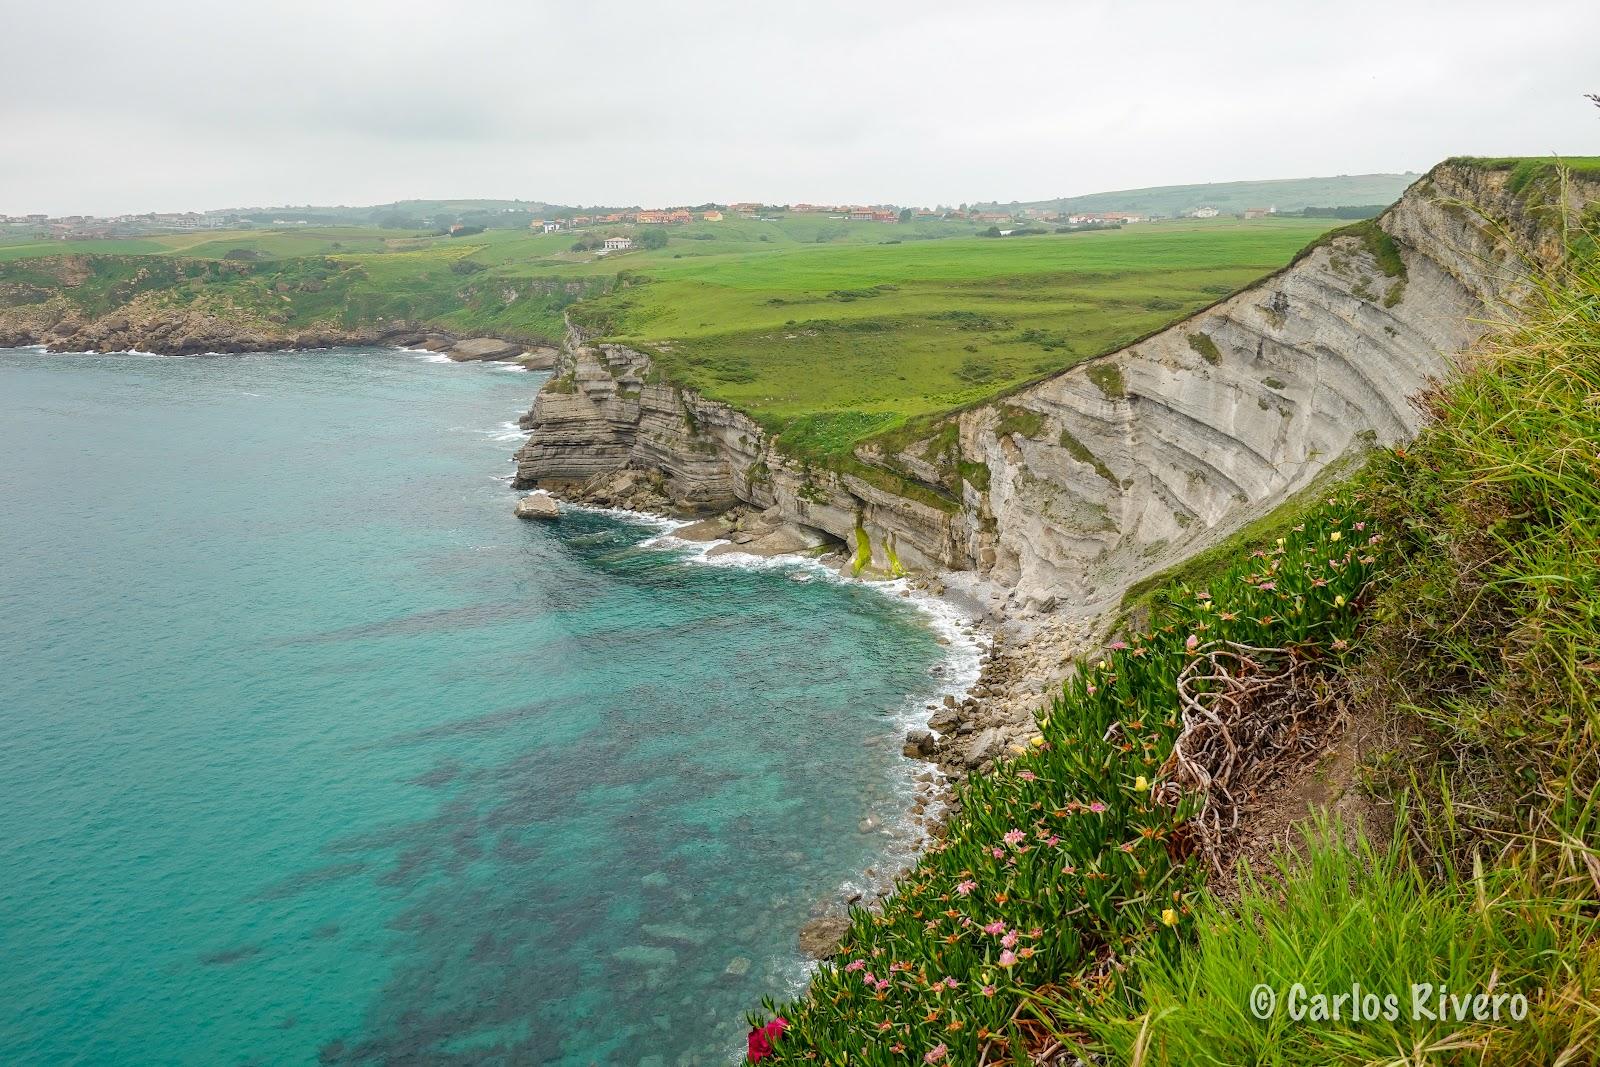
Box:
left=844, top=959, right=865, bottom=972
left=1089, top=801, right=1108, bottom=814
left=944, top=976, right=959, bottom=989
left=991, top=847, right=1005, bottom=858
left=983, top=920, right=1005, bottom=935
left=982, top=983, right=997, bottom=996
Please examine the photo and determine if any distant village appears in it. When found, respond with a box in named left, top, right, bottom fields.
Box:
left=1, top=201, right=1279, bottom=242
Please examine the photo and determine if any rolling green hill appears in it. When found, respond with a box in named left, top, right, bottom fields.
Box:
left=982, top=172, right=1421, bottom=217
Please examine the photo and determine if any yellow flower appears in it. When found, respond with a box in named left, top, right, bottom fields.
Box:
left=1330, top=531, right=1342, bottom=542
left=1334, top=594, right=1346, bottom=607
left=1096, top=659, right=1108, bottom=670
left=1030, top=736, right=1046, bottom=748
left=1135, top=775, right=1149, bottom=791
left=1160, top=908, right=1179, bottom=927
left=1275, top=537, right=1286, bottom=548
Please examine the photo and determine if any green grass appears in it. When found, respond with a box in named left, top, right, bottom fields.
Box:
left=571, top=220, right=1333, bottom=459
left=1071, top=818, right=1599, bottom=1065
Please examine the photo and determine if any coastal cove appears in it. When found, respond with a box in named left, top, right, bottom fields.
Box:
left=0, top=346, right=979, bottom=1065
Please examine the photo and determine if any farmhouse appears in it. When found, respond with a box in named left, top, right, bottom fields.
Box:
left=1192, top=206, right=1220, bottom=218
left=602, top=236, right=633, bottom=251
left=701, top=210, right=723, bottom=221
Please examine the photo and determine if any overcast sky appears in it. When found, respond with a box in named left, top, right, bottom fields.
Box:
left=3, top=0, right=1596, bottom=215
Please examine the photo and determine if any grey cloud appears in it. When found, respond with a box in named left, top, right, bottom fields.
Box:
left=2, top=0, right=1596, bottom=214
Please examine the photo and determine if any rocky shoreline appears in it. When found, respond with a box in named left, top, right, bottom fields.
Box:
left=0, top=304, right=556, bottom=367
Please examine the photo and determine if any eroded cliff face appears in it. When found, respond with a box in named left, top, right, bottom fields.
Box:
left=514, top=163, right=1597, bottom=611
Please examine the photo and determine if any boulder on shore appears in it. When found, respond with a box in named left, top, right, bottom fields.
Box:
left=902, top=730, right=937, bottom=758
left=447, top=337, right=523, bottom=362
left=514, top=493, right=561, bottom=520
left=797, top=916, right=852, bottom=959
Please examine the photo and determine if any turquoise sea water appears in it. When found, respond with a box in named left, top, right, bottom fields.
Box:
left=0, top=348, right=969, bottom=1065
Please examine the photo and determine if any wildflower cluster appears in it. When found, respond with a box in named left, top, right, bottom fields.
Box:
left=754, top=496, right=1383, bottom=1063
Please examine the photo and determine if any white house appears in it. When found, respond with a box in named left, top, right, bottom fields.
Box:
left=542, top=220, right=565, bottom=233
left=1192, top=207, right=1220, bottom=219
left=602, top=236, right=633, bottom=251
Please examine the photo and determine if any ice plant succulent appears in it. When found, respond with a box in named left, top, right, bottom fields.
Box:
left=751, top=492, right=1382, bottom=1064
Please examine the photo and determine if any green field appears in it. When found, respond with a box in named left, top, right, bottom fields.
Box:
left=1, top=213, right=1338, bottom=458
left=570, top=218, right=1337, bottom=456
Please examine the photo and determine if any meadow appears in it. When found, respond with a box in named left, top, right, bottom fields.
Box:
left=567, top=218, right=1336, bottom=456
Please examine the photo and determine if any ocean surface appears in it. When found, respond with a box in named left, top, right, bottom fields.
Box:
left=0, top=347, right=975, bottom=1066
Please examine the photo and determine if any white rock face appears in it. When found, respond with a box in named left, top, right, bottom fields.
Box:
left=513, top=493, right=560, bottom=520
left=514, top=163, right=1598, bottom=613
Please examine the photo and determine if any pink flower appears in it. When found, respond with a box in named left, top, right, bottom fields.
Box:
left=1108, top=640, right=1128, bottom=650
left=876, top=978, right=890, bottom=992
left=1003, top=828, right=1027, bottom=846
left=954, top=879, right=977, bottom=896
left=1258, top=581, right=1276, bottom=591
left=1185, top=634, right=1198, bottom=651
left=1089, top=801, right=1108, bottom=814
left=999, top=949, right=1018, bottom=967
left=983, top=920, right=1005, bottom=935
left=1045, top=835, right=1060, bottom=847
left=991, top=847, right=1005, bottom=858
left=982, top=984, right=997, bottom=996
left=1029, top=927, right=1042, bottom=938
left=925, top=1044, right=948, bottom=1064
left=1001, top=929, right=1019, bottom=948
left=944, top=976, right=959, bottom=988
left=747, top=1016, right=788, bottom=1062
left=844, top=959, right=865, bottom=972
left=1018, top=770, right=1037, bottom=781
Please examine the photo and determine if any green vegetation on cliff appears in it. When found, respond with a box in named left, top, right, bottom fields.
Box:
left=753, top=233, right=1600, bottom=1064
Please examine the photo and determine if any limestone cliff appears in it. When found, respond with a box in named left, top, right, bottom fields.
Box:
left=514, top=161, right=1598, bottom=612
